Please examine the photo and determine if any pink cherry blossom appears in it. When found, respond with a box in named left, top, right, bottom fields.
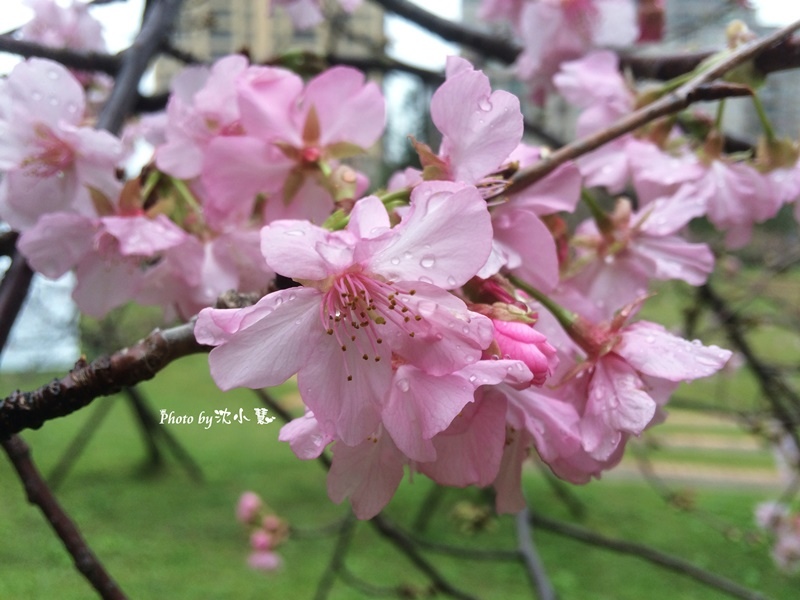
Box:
left=273, top=0, right=362, bottom=31
left=515, top=0, right=638, bottom=104
left=567, top=196, right=714, bottom=312
left=197, top=182, right=493, bottom=445
left=20, top=0, right=105, bottom=53
left=247, top=550, right=283, bottom=571
left=0, top=59, right=123, bottom=230
left=155, top=55, right=249, bottom=181
left=201, top=65, right=384, bottom=226
left=236, top=492, right=263, bottom=524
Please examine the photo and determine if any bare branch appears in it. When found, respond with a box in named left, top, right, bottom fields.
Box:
left=0, top=251, right=34, bottom=351
left=0, top=322, right=207, bottom=439
left=516, top=506, right=557, bottom=600
left=368, top=0, right=519, bottom=63
left=1, top=436, right=127, bottom=599
left=0, top=35, right=120, bottom=73
left=530, top=511, right=769, bottom=600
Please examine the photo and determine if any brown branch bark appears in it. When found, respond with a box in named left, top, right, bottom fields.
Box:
left=0, top=322, right=207, bottom=439
left=1, top=436, right=127, bottom=600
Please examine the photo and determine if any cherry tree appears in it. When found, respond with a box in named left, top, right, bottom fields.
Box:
left=1, top=0, right=799, bottom=598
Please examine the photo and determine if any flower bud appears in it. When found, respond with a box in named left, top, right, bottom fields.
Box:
left=236, top=491, right=262, bottom=524
left=492, top=319, right=558, bottom=386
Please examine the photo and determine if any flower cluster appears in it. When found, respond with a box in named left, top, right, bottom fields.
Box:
left=6, top=0, right=777, bottom=524
left=236, top=492, right=289, bottom=571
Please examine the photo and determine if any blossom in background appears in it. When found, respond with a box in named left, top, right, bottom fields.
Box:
left=515, top=0, right=638, bottom=103
left=0, top=59, right=123, bottom=231
left=272, top=0, right=362, bottom=31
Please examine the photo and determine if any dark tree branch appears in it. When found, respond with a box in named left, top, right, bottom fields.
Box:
left=0, top=36, right=120, bottom=74
left=1, top=436, right=127, bottom=599
left=530, top=511, right=769, bottom=600
left=369, top=0, right=520, bottom=63
left=0, top=251, right=34, bottom=352
left=697, top=283, right=800, bottom=450
left=314, top=512, right=358, bottom=600
left=0, top=322, right=207, bottom=439
left=97, top=0, right=184, bottom=133
left=0, top=231, right=19, bottom=257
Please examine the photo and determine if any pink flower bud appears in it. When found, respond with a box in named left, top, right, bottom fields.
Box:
left=236, top=491, right=262, bottom=524
left=250, top=529, right=274, bottom=551
left=248, top=550, right=283, bottom=572
left=492, top=319, right=558, bottom=386
left=262, top=514, right=282, bottom=532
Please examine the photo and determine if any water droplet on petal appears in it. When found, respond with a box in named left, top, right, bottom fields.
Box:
left=66, top=103, right=78, bottom=114
left=478, top=97, right=493, bottom=111
left=288, top=293, right=296, bottom=301
left=285, top=229, right=305, bottom=236
left=645, top=335, right=655, bottom=344
left=418, top=276, right=434, bottom=284
left=48, top=95, right=58, bottom=106
left=461, top=325, right=470, bottom=334
left=396, top=378, right=410, bottom=392
left=446, top=276, right=457, bottom=287
left=390, top=256, right=400, bottom=265
left=468, top=375, right=477, bottom=383
left=420, top=255, right=435, bottom=268
left=47, top=69, right=59, bottom=80
left=32, top=92, right=42, bottom=101
left=403, top=251, right=413, bottom=260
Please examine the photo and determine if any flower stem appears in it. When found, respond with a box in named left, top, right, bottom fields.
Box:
left=751, top=93, right=776, bottom=142
left=508, top=276, right=577, bottom=330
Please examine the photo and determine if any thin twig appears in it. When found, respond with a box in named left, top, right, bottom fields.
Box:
left=516, top=506, right=556, bottom=600
left=530, top=511, right=769, bottom=600
left=314, top=511, right=358, bottom=600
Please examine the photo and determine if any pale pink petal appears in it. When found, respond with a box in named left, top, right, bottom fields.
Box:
left=615, top=322, right=732, bottom=381
left=432, top=65, right=522, bottom=184
left=368, top=182, right=492, bottom=288
left=382, top=364, right=475, bottom=462
left=298, top=337, right=389, bottom=446
left=390, top=283, right=494, bottom=376
left=632, top=235, right=714, bottom=285
left=327, top=431, right=405, bottom=519
left=487, top=206, right=560, bottom=292
left=582, top=355, right=655, bottom=460
left=17, top=211, right=95, bottom=278
left=101, top=215, right=188, bottom=255
left=72, top=253, right=142, bottom=318
left=420, top=388, right=508, bottom=487
left=346, top=195, right=391, bottom=240
left=202, top=136, right=293, bottom=225
left=261, top=220, right=353, bottom=280
left=302, top=67, right=385, bottom=149
left=205, top=288, right=325, bottom=390
left=6, top=59, right=84, bottom=128
left=279, top=412, right=334, bottom=459
left=237, top=65, right=304, bottom=143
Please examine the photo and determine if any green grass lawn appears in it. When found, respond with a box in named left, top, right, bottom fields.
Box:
left=1, top=353, right=798, bottom=600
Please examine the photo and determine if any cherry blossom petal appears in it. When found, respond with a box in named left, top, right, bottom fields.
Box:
left=303, top=67, right=386, bottom=149
left=327, top=432, right=405, bottom=520
left=615, top=322, right=732, bottom=381
left=279, top=412, right=334, bottom=459
left=262, top=220, right=353, bottom=280
left=382, top=364, right=475, bottom=462
left=205, top=288, right=324, bottom=390
left=420, top=388, right=508, bottom=487
left=368, top=182, right=492, bottom=288
left=431, top=64, right=522, bottom=184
